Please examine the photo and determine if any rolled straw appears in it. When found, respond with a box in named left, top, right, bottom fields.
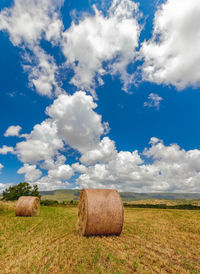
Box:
left=78, top=189, right=124, bottom=236
left=15, top=196, right=40, bottom=217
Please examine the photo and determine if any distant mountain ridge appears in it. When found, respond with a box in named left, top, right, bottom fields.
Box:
left=40, top=189, right=200, bottom=202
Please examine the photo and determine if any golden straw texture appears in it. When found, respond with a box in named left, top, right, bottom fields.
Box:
left=15, top=196, right=40, bottom=217
left=78, top=189, right=124, bottom=236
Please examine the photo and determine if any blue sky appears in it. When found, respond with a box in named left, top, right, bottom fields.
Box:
left=0, top=0, right=200, bottom=192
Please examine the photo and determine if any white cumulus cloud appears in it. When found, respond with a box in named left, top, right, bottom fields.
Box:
left=75, top=138, right=200, bottom=193
left=29, top=155, right=73, bottom=190
left=48, top=164, right=74, bottom=181
left=24, top=46, right=62, bottom=97
left=0, top=0, right=64, bottom=97
left=0, top=183, right=13, bottom=193
left=0, top=0, right=63, bottom=46
left=72, top=162, right=88, bottom=173
left=14, top=91, right=107, bottom=189
left=4, top=125, right=22, bottom=137
left=62, top=0, right=141, bottom=93
left=46, top=91, right=108, bottom=153
left=0, top=146, right=15, bottom=155
left=17, top=164, right=42, bottom=182
left=141, top=0, right=200, bottom=89
left=17, top=91, right=107, bottom=165
left=80, top=137, right=116, bottom=164
left=2, top=0, right=200, bottom=193
left=16, top=120, right=64, bottom=163
left=33, top=176, right=71, bottom=191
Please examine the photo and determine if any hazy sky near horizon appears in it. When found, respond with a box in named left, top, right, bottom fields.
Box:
left=1, top=0, right=200, bottom=192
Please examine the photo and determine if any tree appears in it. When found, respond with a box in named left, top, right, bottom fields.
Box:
left=2, top=182, right=41, bottom=201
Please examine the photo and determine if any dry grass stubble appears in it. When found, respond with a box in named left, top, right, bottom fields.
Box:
left=0, top=204, right=200, bottom=273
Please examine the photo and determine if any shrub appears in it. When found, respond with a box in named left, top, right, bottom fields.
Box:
left=123, top=203, right=200, bottom=210
left=40, top=200, right=59, bottom=206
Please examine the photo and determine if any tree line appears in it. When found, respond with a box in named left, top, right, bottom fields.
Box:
left=2, top=182, right=41, bottom=201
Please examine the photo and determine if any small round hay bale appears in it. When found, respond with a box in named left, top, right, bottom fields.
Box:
left=15, top=196, right=40, bottom=217
left=78, top=189, right=124, bottom=236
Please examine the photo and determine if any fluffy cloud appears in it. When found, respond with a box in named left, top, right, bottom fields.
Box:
left=48, top=164, right=73, bottom=180
left=40, top=154, right=66, bottom=170
left=15, top=91, right=107, bottom=189
left=62, top=0, right=141, bottom=92
left=16, top=120, right=64, bottom=163
left=24, top=46, right=62, bottom=97
left=46, top=91, right=108, bottom=153
left=2, top=0, right=200, bottom=193
left=141, top=0, right=200, bottom=89
left=16, top=91, right=108, bottom=164
left=0, top=0, right=64, bottom=96
left=0, top=146, right=15, bottom=155
left=72, top=163, right=88, bottom=173
left=4, top=125, right=22, bottom=137
left=0, top=165, right=9, bottom=193
left=9, top=88, right=200, bottom=192
left=0, top=0, right=141, bottom=96
left=75, top=138, right=200, bottom=192
left=33, top=176, right=70, bottom=191
left=0, top=183, right=13, bottom=193
left=142, top=138, right=200, bottom=192
left=76, top=150, right=146, bottom=191
left=144, top=93, right=163, bottom=110
left=0, top=0, right=63, bottom=46
left=33, top=156, right=73, bottom=190
left=16, top=154, right=74, bottom=190
left=17, top=164, right=42, bottom=182
left=80, top=137, right=116, bottom=164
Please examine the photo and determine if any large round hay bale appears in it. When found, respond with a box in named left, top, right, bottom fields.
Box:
left=15, top=196, right=40, bottom=217
left=78, top=189, right=124, bottom=236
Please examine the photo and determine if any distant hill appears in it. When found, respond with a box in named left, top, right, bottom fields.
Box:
left=119, top=192, right=200, bottom=201
left=40, top=189, right=80, bottom=202
left=40, top=189, right=200, bottom=203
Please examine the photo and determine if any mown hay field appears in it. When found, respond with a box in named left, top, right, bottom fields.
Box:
left=0, top=202, right=200, bottom=273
